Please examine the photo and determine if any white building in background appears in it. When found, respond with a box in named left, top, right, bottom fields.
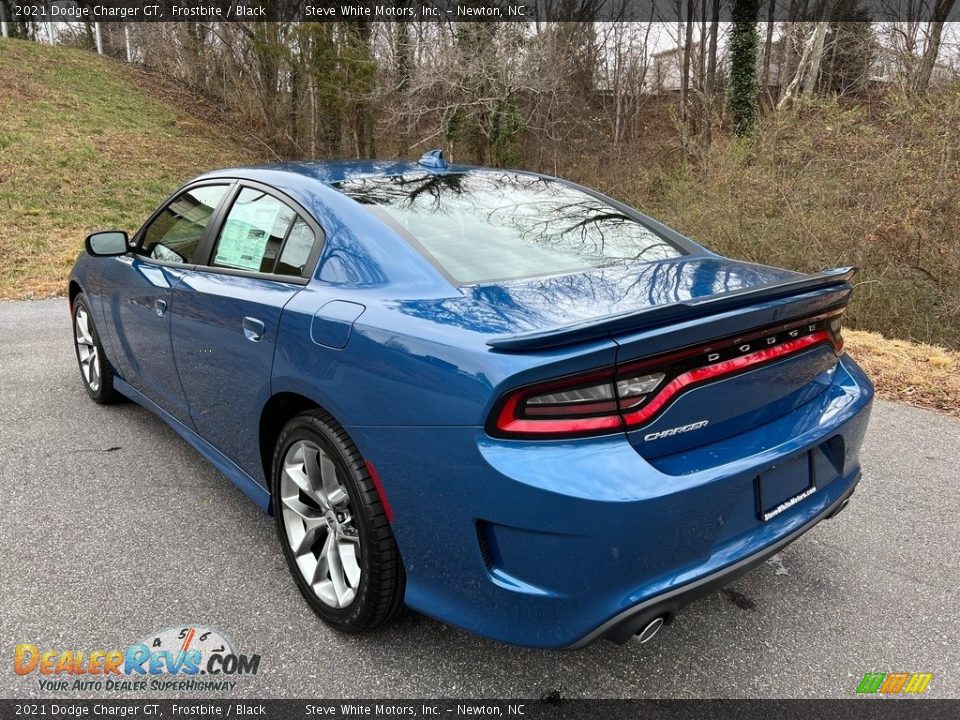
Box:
left=647, top=42, right=702, bottom=93
left=645, top=40, right=785, bottom=94
left=643, top=24, right=958, bottom=96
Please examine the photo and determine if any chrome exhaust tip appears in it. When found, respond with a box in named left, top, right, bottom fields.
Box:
left=633, top=616, right=665, bottom=644
left=829, top=497, right=851, bottom=519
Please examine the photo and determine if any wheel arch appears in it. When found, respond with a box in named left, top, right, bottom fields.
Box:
left=259, top=391, right=341, bottom=510
left=68, top=280, right=83, bottom=312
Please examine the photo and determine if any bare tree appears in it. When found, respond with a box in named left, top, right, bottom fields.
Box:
left=762, top=0, right=776, bottom=90
left=701, top=0, right=721, bottom=162
left=914, top=0, right=958, bottom=92
left=802, top=21, right=830, bottom=95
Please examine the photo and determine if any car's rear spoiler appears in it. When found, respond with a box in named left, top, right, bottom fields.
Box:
left=486, top=266, right=857, bottom=351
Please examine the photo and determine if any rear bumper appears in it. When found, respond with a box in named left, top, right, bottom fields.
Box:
left=568, top=471, right=860, bottom=647
left=348, top=354, right=874, bottom=649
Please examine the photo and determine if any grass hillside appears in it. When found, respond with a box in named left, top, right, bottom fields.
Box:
left=0, top=39, right=256, bottom=298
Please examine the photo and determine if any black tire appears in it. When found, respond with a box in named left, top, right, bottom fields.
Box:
left=72, top=293, right=122, bottom=404
left=271, top=409, right=405, bottom=633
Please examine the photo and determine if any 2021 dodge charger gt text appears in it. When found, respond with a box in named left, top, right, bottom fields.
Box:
left=68, top=151, right=873, bottom=648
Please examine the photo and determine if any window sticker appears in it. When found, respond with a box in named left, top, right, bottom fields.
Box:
left=215, top=217, right=270, bottom=271
left=214, top=193, right=294, bottom=272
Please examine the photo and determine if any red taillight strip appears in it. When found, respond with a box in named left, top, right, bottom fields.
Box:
left=620, top=330, right=832, bottom=427
left=491, top=321, right=839, bottom=438
left=496, top=391, right=624, bottom=435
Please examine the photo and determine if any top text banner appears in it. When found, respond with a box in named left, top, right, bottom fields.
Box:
left=8, top=0, right=960, bottom=23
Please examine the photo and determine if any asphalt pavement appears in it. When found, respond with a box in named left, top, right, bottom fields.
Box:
left=1, top=297, right=957, bottom=699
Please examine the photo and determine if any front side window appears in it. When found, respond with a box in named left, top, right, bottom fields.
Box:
left=212, top=188, right=298, bottom=274
left=141, top=185, right=229, bottom=264
left=334, top=172, right=684, bottom=284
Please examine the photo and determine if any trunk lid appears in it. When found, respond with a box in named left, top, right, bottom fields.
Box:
left=478, top=258, right=848, bottom=350
left=604, top=271, right=852, bottom=461
left=620, top=335, right=842, bottom=461
left=476, top=257, right=854, bottom=456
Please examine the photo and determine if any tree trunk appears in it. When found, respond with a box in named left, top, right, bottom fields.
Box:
left=309, top=71, right=317, bottom=159
left=355, top=21, right=375, bottom=158
left=394, top=10, right=413, bottom=91
left=778, top=24, right=815, bottom=110
left=698, top=0, right=707, bottom=92
left=914, top=2, right=956, bottom=93
left=289, top=58, right=302, bottom=155
left=762, top=0, right=775, bottom=89
left=707, top=0, right=719, bottom=95
left=700, top=0, right=720, bottom=170
left=779, top=0, right=810, bottom=92
left=729, top=0, right=761, bottom=137
left=677, top=3, right=686, bottom=128
left=682, top=1, right=694, bottom=100
left=802, top=22, right=829, bottom=95
left=680, top=0, right=695, bottom=161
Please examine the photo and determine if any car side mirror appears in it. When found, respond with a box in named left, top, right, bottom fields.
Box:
left=85, top=231, right=129, bottom=257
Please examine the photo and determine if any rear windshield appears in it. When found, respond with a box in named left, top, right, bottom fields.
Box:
left=334, top=171, right=684, bottom=284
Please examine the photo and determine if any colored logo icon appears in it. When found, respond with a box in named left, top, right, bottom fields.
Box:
left=856, top=672, right=933, bottom=695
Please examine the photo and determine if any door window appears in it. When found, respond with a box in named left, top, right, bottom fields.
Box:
left=212, top=188, right=297, bottom=273
left=141, top=185, right=229, bottom=264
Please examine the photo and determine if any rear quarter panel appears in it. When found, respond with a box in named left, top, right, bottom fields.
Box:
left=270, top=285, right=620, bottom=430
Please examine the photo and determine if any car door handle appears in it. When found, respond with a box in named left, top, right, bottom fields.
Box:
left=242, top=317, right=265, bottom=342
left=154, top=298, right=167, bottom=317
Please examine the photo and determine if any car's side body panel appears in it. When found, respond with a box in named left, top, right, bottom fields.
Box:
left=99, top=256, right=196, bottom=428
left=69, top=252, right=107, bottom=333
left=171, top=268, right=304, bottom=487
left=272, top=286, right=619, bottom=430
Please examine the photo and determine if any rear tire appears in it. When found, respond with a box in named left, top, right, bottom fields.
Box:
left=72, top=293, right=121, bottom=404
left=272, top=410, right=405, bottom=633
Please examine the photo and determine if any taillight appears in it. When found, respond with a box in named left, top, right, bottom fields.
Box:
left=615, top=372, right=666, bottom=410
left=828, top=315, right=845, bottom=353
left=494, top=369, right=624, bottom=436
left=489, top=310, right=844, bottom=439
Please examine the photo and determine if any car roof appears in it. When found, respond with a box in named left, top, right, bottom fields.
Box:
left=190, top=161, right=510, bottom=292
left=196, top=159, right=486, bottom=186
left=186, top=161, right=706, bottom=293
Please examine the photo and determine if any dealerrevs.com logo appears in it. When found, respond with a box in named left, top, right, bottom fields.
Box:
left=14, top=626, right=261, bottom=693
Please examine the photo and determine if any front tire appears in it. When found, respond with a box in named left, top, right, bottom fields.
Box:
left=72, top=293, right=121, bottom=404
left=272, top=410, right=405, bottom=633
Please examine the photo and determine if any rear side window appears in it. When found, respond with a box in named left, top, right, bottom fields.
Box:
left=334, top=171, right=684, bottom=284
left=141, top=185, right=229, bottom=264
left=275, top=218, right=315, bottom=277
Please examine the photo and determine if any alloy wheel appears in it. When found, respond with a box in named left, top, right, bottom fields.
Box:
left=74, top=306, right=101, bottom=392
left=279, top=440, right=362, bottom=608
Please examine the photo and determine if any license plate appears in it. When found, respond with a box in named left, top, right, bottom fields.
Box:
left=757, top=452, right=815, bottom=521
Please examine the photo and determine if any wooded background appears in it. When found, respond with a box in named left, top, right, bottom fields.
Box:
left=2, top=7, right=959, bottom=346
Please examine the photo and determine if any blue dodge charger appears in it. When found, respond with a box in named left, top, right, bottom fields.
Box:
left=69, top=151, right=873, bottom=648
